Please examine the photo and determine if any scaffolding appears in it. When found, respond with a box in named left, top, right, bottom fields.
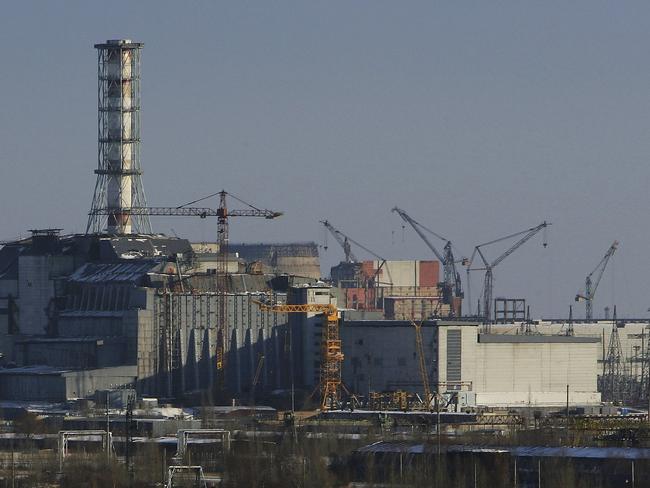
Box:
left=58, top=430, right=113, bottom=472
left=254, top=301, right=343, bottom=410
left=166, top=466, right=207, bottom=488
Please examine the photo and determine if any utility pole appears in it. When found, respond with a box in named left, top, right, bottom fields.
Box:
left=566, top=384, right=570, bottom=439
left=105, top=388, right=111, bottom=463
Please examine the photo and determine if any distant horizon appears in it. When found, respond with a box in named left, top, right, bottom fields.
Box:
left=1, top=2, right=648, bottom=318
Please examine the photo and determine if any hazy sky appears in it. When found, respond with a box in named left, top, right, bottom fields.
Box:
left=1, top=2, right=649, bottom=318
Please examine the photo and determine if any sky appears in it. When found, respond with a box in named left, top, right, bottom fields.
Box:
left=1, top=1, right=649, bottom=318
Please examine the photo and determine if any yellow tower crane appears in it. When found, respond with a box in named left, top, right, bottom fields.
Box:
left=254, top=301, right=343, bottom=410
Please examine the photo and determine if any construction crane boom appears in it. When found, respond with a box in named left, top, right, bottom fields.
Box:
left=575, top=240, right=618, bottom=320
left=392, top=207, right=463, bottom=316
left=392, top=208, right=447, bottom=263
left=468, top=221, right=550, bottom=323
left=102, top=190, right=282, bottom=398
left=88, top=206, right=282, bottom=219
left=320, top=220, right=386, bottom=264
left=321, top=220, right=358, bottom=263
left=254, top=300, right=342, bottom=410
left=320, top=220, right=390, bottom=309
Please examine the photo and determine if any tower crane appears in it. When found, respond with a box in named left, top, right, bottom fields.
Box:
left=392, top=207, right=465, bottom=317
left=92, top=190, right=282, bottom=394
left=575, top=240, right=618, bottom=320
left=468, top=221, right=550, bottom=324
left=321, top=220, right=358, bottom=263
left=320, top=220, right=390, bottom=308
left=253, top=300, right=342, bottom=410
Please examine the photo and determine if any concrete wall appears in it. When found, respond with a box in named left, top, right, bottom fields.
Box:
left=0, top=365, right=137, bottom=402
left=471, top=335, right=601, bottom=407
left=0, top=370, right=66, bottom=401
left=493, top=320, right=650, bottom=379
left=369, top=260, right=439, bottom=288
left=147, top=291, right=290, bottom=398
left=339, top=319, right=600, bottom=407
left=384, top=296, right=450, bottom=320
left=63, top=366, right=137, bottom=400
left=274, top=256, right=321, bottom=280
left=17, top=255, right=74, bottom=335
left=341, top=320, right=438, bottom=396
left=290, top=285, right=337, bottom=388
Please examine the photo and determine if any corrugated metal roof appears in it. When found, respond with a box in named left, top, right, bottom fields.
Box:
left=509, top=446, right=650, bottom=460
left=356, top=441, right=650, bottom=459
left=479, top=334, right=600, bottom=344
left=99, top=235, right=192, bottom=261
left=68, top=261, right=157, bottom=284
left=230, top=242, right=319, bottom=259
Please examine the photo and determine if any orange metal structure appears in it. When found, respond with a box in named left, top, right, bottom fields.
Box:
left=254, top=301, right=342, bottom=410
left=411, top=321, right=434, bottom=410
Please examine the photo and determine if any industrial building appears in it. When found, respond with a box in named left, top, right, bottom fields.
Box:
left=340, top=318, right=601, bottom=408
left=0, top=40, right=313, bottom=403
left=0, top=38, right=639, bottom=414
left=0, top=229, right=310, bottom=401
left=331, top=259, right=461, bottom=317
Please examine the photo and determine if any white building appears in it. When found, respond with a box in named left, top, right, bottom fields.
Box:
left=341, top=320, right=601, bottom=407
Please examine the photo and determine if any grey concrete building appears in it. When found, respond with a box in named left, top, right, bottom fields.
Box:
left=341, top=319, right=601, bottom=407
left=0, top=231, right=317, bottom=402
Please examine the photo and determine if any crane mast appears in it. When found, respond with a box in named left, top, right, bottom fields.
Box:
left=391, top=207, right=463, bottom=316
left=100, top=191, right=282, bottom=397
left=321, top=220, right=358, bottom=263
left=575, top=240, right=618, bottom=320
left=320, top=220, right=390, bottom=309
left=411, top=321, right=433, bottom=409
left=254, top=301, right=342, bottom=410
left=469, top=221, right=550, bottom=325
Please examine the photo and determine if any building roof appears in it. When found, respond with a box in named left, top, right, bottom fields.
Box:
left=98, top=235, right=192, bottom=261
left=357, top=441, right=650, bottom=460
left=230, top=242, right=319, bottom=259
left=68, top=260, right=158, bottom=284
left=479, top=334, right=600, bottom=344
left=342, top=319, right=480, bottom=328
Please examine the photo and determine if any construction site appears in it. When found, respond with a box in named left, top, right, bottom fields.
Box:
left=1, top=39, right=650, bottom=487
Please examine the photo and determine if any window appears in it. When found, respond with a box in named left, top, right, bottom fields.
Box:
left=447, top=329, right=462, bottom=383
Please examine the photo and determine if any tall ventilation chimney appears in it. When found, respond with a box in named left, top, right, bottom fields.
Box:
left=87, top=39, right=151, bottom=235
